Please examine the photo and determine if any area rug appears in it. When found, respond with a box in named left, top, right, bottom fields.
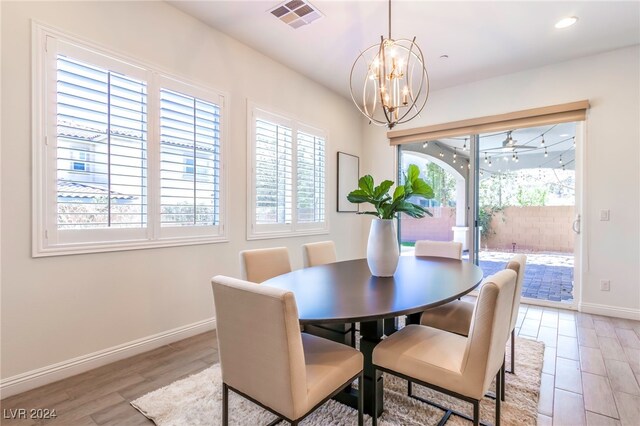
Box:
left=131, top=337, right=543, bottom=425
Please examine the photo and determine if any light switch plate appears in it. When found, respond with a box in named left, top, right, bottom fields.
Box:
left=600, top=210, right=610, bottom=221
left=600, top=280, right=611, bottom=291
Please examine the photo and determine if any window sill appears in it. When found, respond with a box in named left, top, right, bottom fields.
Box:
left=32, top=235, right=229, bottom=258
left=247, top=228, right=329, bottom=241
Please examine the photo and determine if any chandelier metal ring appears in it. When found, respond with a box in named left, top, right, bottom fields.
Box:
left=349, top=1, right=430, bottom=129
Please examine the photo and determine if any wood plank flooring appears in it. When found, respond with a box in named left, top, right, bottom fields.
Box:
left=1, top=305, right=639, bottom=425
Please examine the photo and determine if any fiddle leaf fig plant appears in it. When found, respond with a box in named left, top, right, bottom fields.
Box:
left=347, top=164, right=435, bottom=219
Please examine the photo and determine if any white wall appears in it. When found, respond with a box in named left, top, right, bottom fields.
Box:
left=0, top=1, right=365, bottom=389
left=362, top=45, right=640, bottom=318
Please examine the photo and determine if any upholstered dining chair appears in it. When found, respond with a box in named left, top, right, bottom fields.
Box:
left=371, top=269, right=517, bottom=426
left=301, top=241, right=356, bottom=347
left=211, top=275, right=364, bottom=426
left=240, top=247, right=292, bottom=283
left=419, top=254, right=527, bottom=401
left=414, top=240, right=463, bottom=259
left=302, top=241, right=337, bottom=268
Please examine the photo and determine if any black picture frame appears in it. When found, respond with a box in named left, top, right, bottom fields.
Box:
left=337, top=152, right=359, bottom=212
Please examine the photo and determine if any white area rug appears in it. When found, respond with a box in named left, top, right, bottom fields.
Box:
left=132, top=338, right=543, bottom=425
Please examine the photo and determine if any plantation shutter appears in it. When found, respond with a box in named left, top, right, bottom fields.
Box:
left=255, top=118, right=293, bottom=225
left=56, top=55, right=147, bottom=230
left=296, top=131, right=325, bottom=223
left=159, top=88, right=221, bottom=227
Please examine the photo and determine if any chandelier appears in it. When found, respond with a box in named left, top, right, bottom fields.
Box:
left=349, top=0, right=429, bottom=129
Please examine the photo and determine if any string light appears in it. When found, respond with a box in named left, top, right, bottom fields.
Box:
left=463, top=138, right=468, bottom=150
left=484, top=152, right=488, bottom=163
left=453, top=148, right=457, bottom=163
left=439, top=151, right=444, bottom=158
left=422, top=141, right=428, bottom=148
left=541, top=136, right=545, bottom=146
left=559, top=155, right=563, bottom=164
left=573, top=137, right=576, bottom=146
left=515, top=154, right=519, bottom=163
left=544, top=148, right=548, bottom=157
left=488, top=157, right=492, bottom=167
left=512, top=152, right=516, bottom=162
left=507, top=131, right=514, bottom=146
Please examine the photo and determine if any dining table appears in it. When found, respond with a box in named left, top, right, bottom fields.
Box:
left=263, top=255, right=484, bottom=417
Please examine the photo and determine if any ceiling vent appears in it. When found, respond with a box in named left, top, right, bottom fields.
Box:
left=269, top=0, right=323, bottom=29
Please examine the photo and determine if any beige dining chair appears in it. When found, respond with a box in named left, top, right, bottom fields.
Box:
left=302, top=241, right=337, bottom=268
left=212, top=275, right=364, bottom=426
left=240, top=247, right=292, bottom=283
left=301, top=240, right=356, bottom=347
left=414, top=240, right=463, bottom=259
left=371, top=269, right=517, bottom=426
left=420, top=254, right=527, bottom=401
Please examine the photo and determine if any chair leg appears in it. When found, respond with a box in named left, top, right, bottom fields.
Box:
left=351, top=322, right=357, bottom=348
left=495, top=369, right=502, bottom=426
left=510, top=328, right=516, bottom=374
left=501, top=358, right=506, bottom=402
left=222, top=382, right=229, bottom=426
left=358, top=372, right=364, bottom=426
left=372, top=368, right=378, bottom=426
left=473, top=400, right=480, bottom=426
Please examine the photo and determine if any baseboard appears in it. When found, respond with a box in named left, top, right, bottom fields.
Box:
left=0, top=317, right=216, bottom=399
left=579, top=302, right=640, bottom=321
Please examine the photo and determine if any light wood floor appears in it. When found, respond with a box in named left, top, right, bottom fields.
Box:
left=1, top=305, right=639, bottom=425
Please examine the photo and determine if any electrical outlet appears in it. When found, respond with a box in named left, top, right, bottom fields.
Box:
left=600, top=209, right=610, bottom=221
left=600, top=280, right=611, bottom=291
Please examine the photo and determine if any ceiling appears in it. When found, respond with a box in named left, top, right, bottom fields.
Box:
left=168, top=1, right=640, bottom=99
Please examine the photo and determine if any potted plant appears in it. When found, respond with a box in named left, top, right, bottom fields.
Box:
left=347, top=164, right=434, bottom=276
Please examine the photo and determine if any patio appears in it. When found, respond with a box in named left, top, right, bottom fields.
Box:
left=401, top=247, right=574, bottom=303
left=474, top=251, right=574, bottom=303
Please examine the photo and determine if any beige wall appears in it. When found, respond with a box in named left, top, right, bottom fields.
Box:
left=484, top=206, right=575, bottom=253
left=0, top=1, right=365, bottom=385
left=362, top=45, right=640, bottom=318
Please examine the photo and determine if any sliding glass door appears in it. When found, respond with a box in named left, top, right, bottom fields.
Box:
left=398, top=122, right=581, bottom=308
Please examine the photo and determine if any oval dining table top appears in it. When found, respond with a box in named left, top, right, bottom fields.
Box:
left=263, top=256, right=484, bottom=324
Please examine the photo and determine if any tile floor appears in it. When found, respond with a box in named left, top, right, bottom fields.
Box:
left=512, top=304, right=640, bottom=425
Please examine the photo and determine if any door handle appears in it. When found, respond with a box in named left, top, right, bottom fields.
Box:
left=572, top=214, right=581, bottom=235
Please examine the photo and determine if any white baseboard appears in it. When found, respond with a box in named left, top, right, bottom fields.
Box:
left=0, top=317, right=216, bottom=399
left=579, top=302, right=640, bottom=321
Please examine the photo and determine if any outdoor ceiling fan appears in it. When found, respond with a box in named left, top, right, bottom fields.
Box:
left=501, top=131, right=536, bottom=151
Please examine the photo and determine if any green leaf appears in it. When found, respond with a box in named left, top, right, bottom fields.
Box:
left=411, top=179, right=434, bottom=199
left=373, top=180, right=394, bottom=199
left=406, top=164, right=420, bottom=183
left=392, top=185, right=405, bottom=202
left=358, top=175, right=374, bottom=195
left=347, top=190, right=371, bottom=203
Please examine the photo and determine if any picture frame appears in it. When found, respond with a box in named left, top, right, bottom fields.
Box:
left=337, top=152, right=359, bottom=212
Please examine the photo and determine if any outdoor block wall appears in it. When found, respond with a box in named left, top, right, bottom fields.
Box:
left=484, top=206, right=575, bottom=253
left=401, top=205, right=575, bottom=253
left=400, top=207, right=456, bottom=242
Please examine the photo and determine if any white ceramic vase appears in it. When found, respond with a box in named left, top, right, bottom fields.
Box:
left=367, top=218, right=400, bottom=277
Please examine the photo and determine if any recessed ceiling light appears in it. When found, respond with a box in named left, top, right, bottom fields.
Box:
left=555, top=16, right=578, bottom=29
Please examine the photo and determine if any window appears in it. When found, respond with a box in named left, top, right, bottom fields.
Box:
left=33, top=26, right=226, bottom=256
left=248, top=105, right=327, bottom=239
